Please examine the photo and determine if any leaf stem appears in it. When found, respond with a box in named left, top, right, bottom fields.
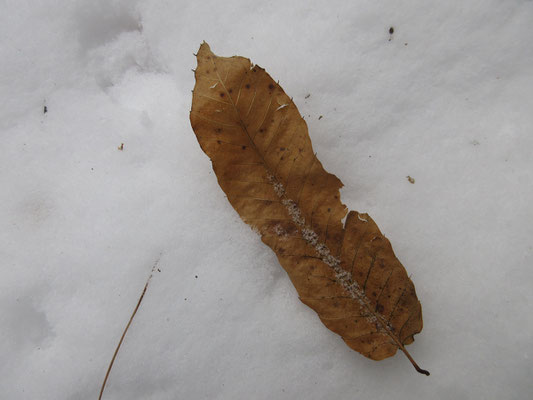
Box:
left=401, top=347, right=430, bottom=376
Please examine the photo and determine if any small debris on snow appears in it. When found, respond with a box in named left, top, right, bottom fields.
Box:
left=406, top=175, right=415, bottom=184
left=118, top=143, right=124, bottom=151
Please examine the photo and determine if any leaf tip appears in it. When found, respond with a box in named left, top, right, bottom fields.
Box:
left=199, top=41, right=211, bottom=52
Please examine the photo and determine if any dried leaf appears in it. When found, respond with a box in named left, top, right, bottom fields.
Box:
left=190, top=43, right=428, bottom=375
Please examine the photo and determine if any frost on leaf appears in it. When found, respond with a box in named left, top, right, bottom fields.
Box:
left=189, top=43, right=428, bottom=375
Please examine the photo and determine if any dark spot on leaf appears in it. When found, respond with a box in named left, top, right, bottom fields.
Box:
left=245, top=84, right=250, bottom=89
left=259, top=128, right=264, bottom=133
left=268, top=83, right=275, bottom=90
left=228, top=88, right=233, bottom=93
left=327, top=208, right=331, bottom=212
left=280, top=147, right=285, bottom=151
left=220, top=92, right=225, bottom=97
left=242, top=145, right=247, bottom=150
left=217, top=140, right=222, bottom=144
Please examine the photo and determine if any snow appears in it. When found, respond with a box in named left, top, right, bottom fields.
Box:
left=1, top=0, right=532, bottom=399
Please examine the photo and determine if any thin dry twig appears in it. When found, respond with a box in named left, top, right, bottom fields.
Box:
left=98, top=256, right=161, bottom=400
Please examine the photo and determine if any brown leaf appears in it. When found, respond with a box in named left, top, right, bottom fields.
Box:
left=190, top=43, right=428, bottom=375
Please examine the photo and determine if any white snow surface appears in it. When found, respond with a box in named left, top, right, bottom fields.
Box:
left=1, top=1, right=532, bottom=399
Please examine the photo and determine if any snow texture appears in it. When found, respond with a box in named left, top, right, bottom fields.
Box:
left=1, top=1, right=532, bottom=399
